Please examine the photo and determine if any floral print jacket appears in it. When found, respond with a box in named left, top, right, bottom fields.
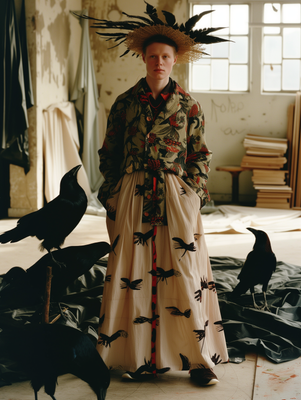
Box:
left=98, top=78, right=212, bottom=226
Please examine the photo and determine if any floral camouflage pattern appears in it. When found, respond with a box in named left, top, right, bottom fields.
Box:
left=98, top=78, right=212, bottom=226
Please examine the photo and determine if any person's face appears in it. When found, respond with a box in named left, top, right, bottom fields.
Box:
left=142, top=42, right=177, bottom=83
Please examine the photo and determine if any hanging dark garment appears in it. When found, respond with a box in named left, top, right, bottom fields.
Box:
left=0, top=0, right=34, bottom=174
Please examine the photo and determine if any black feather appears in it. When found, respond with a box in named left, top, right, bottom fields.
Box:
left=0, top=323, right=110, bottom=400
left=230, top=227, right=276, bottom=310
left=183, top=10, right=214, bottom=33
left=0, top=165, right=87, bottom=253
left=162, top=10, right=176, bottom=27
left=0, top=241, right=110, bottom=308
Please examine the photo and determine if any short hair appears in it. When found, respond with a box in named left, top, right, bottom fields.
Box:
left=142, top=34, right=178, bottom=55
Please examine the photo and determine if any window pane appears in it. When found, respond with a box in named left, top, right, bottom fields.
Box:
left=211, top=60, right=228, bottom=90
left=264, top=3, right=280, bottom=34
left=230, top=36, right=248, bottom=63
left=191, top=65, right=211, bottom=91
left=264, top=3, right=280, bottom=23
left=194, top=56, right=211, bottom=66
left=230, top=5, right=249, bottom=35
left=264, top=36, right=282, bottom=63
left=193, top=4, right=212, bottom=30
left=283, top=4, right=301, bottom=23
left=212, top=5, right=229, bottom=35
left=283, top=28, right=301, bottom=59
left=263, top=64, right=281, bottom=91
left=201, top=44, right=212, bottom=58
left=211, top=37, right=229, bottom=58
left=283, top=60, right=300, bottom=90
left=229, top=65, right=248, bottom=91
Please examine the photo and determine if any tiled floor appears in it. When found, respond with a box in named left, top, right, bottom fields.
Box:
left=0, top=214, right=301, bottom=400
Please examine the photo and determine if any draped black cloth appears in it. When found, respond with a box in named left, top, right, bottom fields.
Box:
left=0, top=0, right=34, bottom=174
left=1, top=256, right=301, bottom=387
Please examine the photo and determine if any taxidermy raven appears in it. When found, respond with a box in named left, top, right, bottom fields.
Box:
left=0, top=165, right=87, bottom=253
left=0, top=322, right=110, bottom=400
left=230, top=227, right=276, bottom=311
left=0, top=241, right=111, bottom=308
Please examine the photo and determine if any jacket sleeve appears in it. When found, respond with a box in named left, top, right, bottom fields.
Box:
left=184, top=102, right=212, bottom=208
left=97, top=99, right=125, bottom=207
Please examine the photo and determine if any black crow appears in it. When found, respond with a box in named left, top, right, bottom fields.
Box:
left=0, top=241, right=111, bottom=308
left=0, top=165, right=87, bottom=253
left=0, top=322, right=110, bottom=400
left=230, top=227, right=276, bottom=310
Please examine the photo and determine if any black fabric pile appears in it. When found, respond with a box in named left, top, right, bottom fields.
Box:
left=1, top=256, right=301, bottom=387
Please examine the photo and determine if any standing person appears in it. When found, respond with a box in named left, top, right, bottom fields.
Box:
left=90, top=3, right=229, bottom=386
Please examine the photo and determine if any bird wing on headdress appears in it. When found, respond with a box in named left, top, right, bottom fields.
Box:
left=82, top=1, right=230, bottom=62
left=179, top=10, right=214, bottom=33
left=190, top=27, right=229, bottom=44
left=161, top=10, right=177, bottom=28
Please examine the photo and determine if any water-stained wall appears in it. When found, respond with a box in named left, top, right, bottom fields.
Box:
left=9, top=0, right=81, bottom=217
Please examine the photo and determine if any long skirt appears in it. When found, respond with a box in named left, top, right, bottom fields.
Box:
left=97, top=171, right=228, bottom=374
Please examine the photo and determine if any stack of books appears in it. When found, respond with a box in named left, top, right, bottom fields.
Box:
left=254, top=185, right=293, bottom=209
left=241, top=134, right=288, bottom=169
left=240, top=134, right=293, bottom=209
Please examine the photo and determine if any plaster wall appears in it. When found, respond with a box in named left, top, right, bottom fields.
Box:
left=83, top=0, right=296, bottom=204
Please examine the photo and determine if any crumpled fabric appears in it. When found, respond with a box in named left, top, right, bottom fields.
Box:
left=210, top=256, right=301, bottom=363
left=42, top=101, right=91, bottom=202
left=1, top=256, right=301, bottom=387
left=0, top=0, right=34, bottom=173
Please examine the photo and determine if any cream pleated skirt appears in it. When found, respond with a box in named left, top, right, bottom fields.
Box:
left=97, top=171, right=228, bottom=374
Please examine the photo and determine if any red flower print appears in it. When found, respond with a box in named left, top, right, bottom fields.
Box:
left=107, top=130, right=116, bottom=136
left=175, top=84, right=189, bottom=96
left=163, top=138, right=181, bottom=146
left=186, top=153, right=198, bottom=163
left=151, top=215, right=164, bottom=225
left=169, top=113, right=179, bottom=127
left=139, top=94, right=149, bottom=104
left=129, top=126, right=137, bottom=136
left=148, top=133, right=156, bottom=144
left=166, top=147, right=179, bottom=153
left=148, top=159, right=161, bottom=171
left=189, top=104, right=199, bottom=118
left=200, top=146, right=209, bottom=155
left=120, top=112, right=126, bottom=122
left=129, top=149, right=137, bottom=155
left=152, top=193, right=159, bottom=202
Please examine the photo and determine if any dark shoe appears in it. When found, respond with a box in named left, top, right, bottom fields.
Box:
left=190, top=368, right=219, bottom=386
left=122, top=371, right=154, bottom=381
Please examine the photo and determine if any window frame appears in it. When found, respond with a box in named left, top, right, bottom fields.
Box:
left=188, top=0, right=301, bottom=95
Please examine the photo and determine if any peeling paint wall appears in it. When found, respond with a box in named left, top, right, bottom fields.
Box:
left=9, top=0, right=81, bottom=217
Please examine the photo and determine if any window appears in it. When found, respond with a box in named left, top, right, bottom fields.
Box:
left=263, top=3, right=301, bottom=92
left=189, top=1, right=301, bottom=94
left=189, top=3, right=249, bottom=92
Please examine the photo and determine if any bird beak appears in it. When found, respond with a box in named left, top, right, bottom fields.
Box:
left=98, top=388, right=107, bottom=400
left=71, top=165, right=82, bottom=176
left=246, top=227, right=257, bottom=235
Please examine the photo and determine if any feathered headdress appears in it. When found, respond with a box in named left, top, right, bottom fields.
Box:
left=84, top=1, right=229, bottom=64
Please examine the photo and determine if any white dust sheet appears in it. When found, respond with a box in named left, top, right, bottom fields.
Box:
left=202, top=205, right=301, bottom=234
